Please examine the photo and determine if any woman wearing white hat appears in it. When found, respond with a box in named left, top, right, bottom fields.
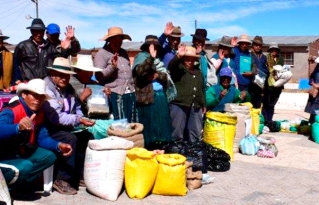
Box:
left=93, top=27, right=137, bottom=123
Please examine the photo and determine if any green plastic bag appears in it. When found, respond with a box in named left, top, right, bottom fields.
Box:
left=87, top=119, right=114, bottom=139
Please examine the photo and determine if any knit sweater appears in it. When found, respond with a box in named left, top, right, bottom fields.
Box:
left=168, top=56, right=205, bottom=108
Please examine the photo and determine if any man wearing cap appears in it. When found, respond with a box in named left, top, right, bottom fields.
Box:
left=158, top=22, right=184, bottom=68
left=0, top=78, right=72, bottom=194
left=94, top=27, right=137, bottom=123
left=12, top=19, right=79, bottom=85
left=191, top=28, right=211, bottom=91
left=206, top=67, right=250, bottom=112
left=232, top=34, right=255, bottom=92
left=42, top=57, right=95, bottom=195
left=0, top=29, right=13, bottom=91
left=262, top=42, right=284, bottom=123
left=250, top=36, right=268, bottom=108
left=46, top=23, right=81, bottom=58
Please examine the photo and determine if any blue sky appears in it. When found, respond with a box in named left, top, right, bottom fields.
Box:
left=1, top=0, right=319, bottom=49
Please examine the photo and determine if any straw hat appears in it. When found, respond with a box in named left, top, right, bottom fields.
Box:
left=0, top=29, right=9, bottom=40
left=71, top=55, right=102, bottom=72
left=237, top=34, right=251, bottom=44
left=99, top=27, right=131, bottom=41
left=184, top=46, right=200, bottom=58
left=17, top=79, right=50, bottom=100
left=47, top=57, right=76, bottom=75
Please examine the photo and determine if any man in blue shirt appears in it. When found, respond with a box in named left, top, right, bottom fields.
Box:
left=0, top=79, right=72, bottom=195
left=158, top=22, right=184, bottom=68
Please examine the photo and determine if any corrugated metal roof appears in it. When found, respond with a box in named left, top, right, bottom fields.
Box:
left=209, top=36, right=319, bottom=46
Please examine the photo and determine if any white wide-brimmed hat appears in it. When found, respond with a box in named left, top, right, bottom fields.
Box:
left=17, top=79, right=50, bottom=100
left=71, top=55, right=103, bottom=72
left=47, top=57, right=76, bottom=75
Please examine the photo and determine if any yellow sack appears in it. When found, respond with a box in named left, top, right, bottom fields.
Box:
left=203, top=111, right=237, bottom=161
left=152, top=154, right=187, bottom=196
left=240, top=103, right=260, bottom=135
left=125, top=148, right=158, bottom=199
left=251, top=108, right=261, bottom=135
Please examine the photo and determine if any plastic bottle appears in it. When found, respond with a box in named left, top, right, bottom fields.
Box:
left=311, top=115, right=319, bottom=143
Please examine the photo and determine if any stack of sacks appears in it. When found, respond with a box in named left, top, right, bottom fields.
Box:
left=108, top=123, right=144, bottom=147
left=185, top=161, right=202, bottom=190
left=84, top=137, right=134, bottom=201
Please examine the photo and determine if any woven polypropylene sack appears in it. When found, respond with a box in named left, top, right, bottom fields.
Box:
left=152, top=154, right=187, bottom=196
left=224, top=103, right=251, bottom=153
left=203, top=111, right=237, bottom=161
left=84, top=148, right=126, bottom=201
left=125, top=148, right=158, bottom=199
left=107, top=123, right=144, bottom=147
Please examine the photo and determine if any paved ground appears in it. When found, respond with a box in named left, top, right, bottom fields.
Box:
left=13, top=110, right=319, bottom=205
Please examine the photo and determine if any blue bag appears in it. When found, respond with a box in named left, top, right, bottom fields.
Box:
left=239, top=135, right=260, bottom=155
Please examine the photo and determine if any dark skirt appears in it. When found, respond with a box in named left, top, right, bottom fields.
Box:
left=137, top=90, right=172, bottom=149
left=109, top=92, right=138, bottom=123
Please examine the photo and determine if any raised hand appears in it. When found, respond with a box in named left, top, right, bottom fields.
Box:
left=65, top=25, right=75, bottom=41
left=61, top=25, right=75, bottom=49
left=111, top=53, right=119, bottom=69
left=18, top=114, right=36, bottom=131
left=231, top=36, right=238, bottom=46
left=178, top=43, right=187, bottom=57
left=149, top=44, right=157, bottom=58
left=164, top=22, right=174, bottom=36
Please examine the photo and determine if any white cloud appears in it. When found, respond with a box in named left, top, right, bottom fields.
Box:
left=1, top=0, right=318, bottom=49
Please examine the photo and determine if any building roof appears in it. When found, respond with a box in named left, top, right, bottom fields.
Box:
left=209, top=36, right=319, bottom=46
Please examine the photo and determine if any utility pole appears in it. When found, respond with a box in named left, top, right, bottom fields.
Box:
left=195, top=20, right=197, bottom=30
left=31, top=0, right=39, bottom=18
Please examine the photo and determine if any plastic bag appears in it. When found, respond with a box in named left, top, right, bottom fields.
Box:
left=254, top=69, right=267, bottom=89
left=256, top=137, right=278, bottom=158
left=239, top=135, right=260, bottom=155
left=86, top=85, right=109, bottom=117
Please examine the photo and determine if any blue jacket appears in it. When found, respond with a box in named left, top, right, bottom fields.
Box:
left=158, top=33, right=177, bottom=68
left=233, top=46, right=252, bottom=86
left=0, top=98, right=59, bottom=157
